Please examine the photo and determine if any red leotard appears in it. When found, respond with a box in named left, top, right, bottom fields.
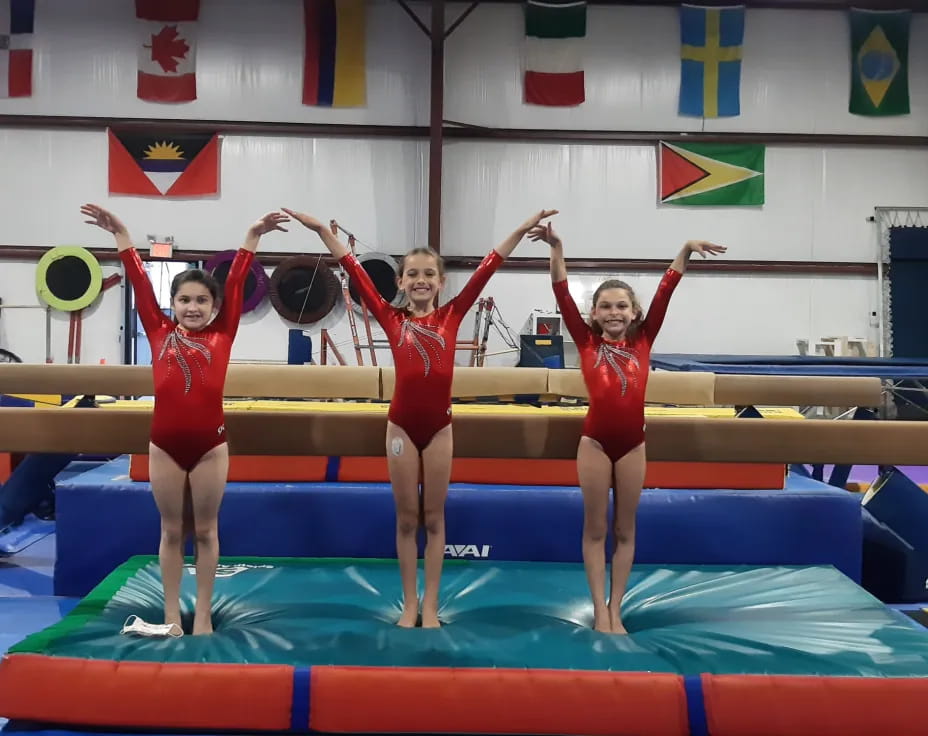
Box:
left=339, top=250, right=504, bottom=451
left=120, top=247, right=253, bottom=471
left=553, top=268, right=682, bottom=463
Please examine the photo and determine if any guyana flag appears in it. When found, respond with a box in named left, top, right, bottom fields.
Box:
left=658, top=141, right=764, bottom=206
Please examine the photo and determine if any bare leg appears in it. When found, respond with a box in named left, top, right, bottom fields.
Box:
left=608, top=442, right=646, bottom=635
left=187, top=443, right=229, bottom=635
left=148, top=443, right=188, bottom=632
left=182, top=479, right=195, bottom=564
left=420, top=424, right=453, bottom=628
left=576, top=437, right=614, bottom=633
left=386, top=421, right=422, bottom=627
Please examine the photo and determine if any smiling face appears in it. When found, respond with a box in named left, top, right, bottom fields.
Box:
left=590, top=281, right=642, bottom=341
left=170, top=271, right=219, bottom=331
left=397, top=250, right=445, bottom=311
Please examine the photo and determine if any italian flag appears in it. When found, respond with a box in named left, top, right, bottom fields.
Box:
left=524, top=0, right=586, bottom=106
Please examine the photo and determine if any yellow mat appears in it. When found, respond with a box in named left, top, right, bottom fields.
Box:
left=87, top=398, right=804, bottom=420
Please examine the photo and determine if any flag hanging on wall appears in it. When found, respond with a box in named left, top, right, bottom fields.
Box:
left=524, top=0, right=586, bottom=106
left=303, top=0, right=366, bottom=107
left=136, top=0, right=199, bottom=103
left=678, top=4, right=745, bottom=118
left=658, top=141, right=764, bottom=206
left=849, top=8, right=910, bottom=116
left=108, top=129, right=220, bottom=197
left=0, top=0, right=34, bottom=98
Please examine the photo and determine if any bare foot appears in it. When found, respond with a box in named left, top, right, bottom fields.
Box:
left=609, top=608, right=628, bottom=635
left=397, top=602, right=419, bottom=628
left=421, top=606, right=441, bottom=629
left=164, top=611, right=183, bottom=632
left=593, top=606, right=611, bottom=633
left=192, top=613, right=214, bottom=635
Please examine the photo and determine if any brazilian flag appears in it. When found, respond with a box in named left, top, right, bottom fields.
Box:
left=849, top=9, right=910, bottom=116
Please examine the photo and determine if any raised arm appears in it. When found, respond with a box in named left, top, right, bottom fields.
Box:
left=641, top=240, right=726, bottom=343
left=448, top=210, right=561, bottom=319
left=283, top=208, right=350, bottom=259
left=529, top=222, right=590, bottom=347
left=493, top=209, right=559, bottom=259
left=81, top=203, right=169, bottom=336
left=283, top=208, right=392, bottom=323
left=669, top=239, right=727, bottom=275
left=213, top=212, right=290, bottom=335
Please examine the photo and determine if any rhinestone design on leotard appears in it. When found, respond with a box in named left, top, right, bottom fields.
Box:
left=594, top=343, right=640, bottom=396
left=158, top=329, right=213, bottom=394
left=398, top=320, right=446, bottom=377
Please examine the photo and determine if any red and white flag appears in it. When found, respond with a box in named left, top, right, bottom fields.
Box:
left=136, top=0, right=199, bottom=103
left=0, top=0, right=34, bottom=98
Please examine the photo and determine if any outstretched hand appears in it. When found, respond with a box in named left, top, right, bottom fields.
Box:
left=520, top=209, right=559, bottom=233
left=528, top=222, right=561, bottom=248
left=248, top=211, right=290, bottom=239
left=80, top=204, right=127, bottom=236
left=686, top=240, right=727, bottom=258
left=281, top=208, right=327, bottom=233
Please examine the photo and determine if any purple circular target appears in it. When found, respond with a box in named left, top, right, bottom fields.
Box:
left=204, top=250, right=268, bottom=314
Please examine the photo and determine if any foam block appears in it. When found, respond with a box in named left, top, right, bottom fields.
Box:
left=53, top=458, right=862, bottom=597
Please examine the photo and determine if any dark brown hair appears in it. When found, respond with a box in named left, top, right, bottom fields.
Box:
left=170, top=269, right=221, bottom=302
left=589, top=279, right=643, bottom=337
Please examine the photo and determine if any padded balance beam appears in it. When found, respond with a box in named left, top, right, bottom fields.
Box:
left=0, top=363, right=883, bottom=408
left=1, top=407, right=927, bottom=464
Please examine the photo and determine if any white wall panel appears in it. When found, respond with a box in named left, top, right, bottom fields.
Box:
left=0, top=0, right=429, bottom=125
left=0, top=128, right=428, bottom=253
left=445, top=4, right=928, bottom=135
left=441, top=140, right=928, bottom=262
left=440, top=267, right=876, bottom=361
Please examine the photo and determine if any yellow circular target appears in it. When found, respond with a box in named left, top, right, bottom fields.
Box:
left=36, top=246, right=104, bottom=312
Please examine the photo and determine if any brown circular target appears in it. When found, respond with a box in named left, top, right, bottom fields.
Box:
left=269, top=255, right=340, bottom=325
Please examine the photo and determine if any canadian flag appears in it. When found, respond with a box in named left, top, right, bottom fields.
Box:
left=136, top=0, right=199, bottom=103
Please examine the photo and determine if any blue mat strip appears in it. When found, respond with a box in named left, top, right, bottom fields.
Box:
left=291, top=666, right=311, bottom=731
left=684, top=674, right=708, bottom=736
left=324, top=456, right=340, bottom=483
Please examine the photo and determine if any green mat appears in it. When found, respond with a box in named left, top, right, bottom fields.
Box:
left=13, top=556, right=928, bottom=677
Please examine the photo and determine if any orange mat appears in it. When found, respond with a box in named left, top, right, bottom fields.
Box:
left=129, top=454, right=785, bottom=489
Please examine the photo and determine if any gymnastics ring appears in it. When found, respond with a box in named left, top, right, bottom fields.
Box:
left=345, top=252, right=403, bottom=314
left=35, top=246, right=103, bottom=312
left=269, top=255, right=340, bottom=325
left=204, top=250, right=269, bottom=315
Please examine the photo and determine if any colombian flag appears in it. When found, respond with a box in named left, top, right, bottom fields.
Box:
left=303, top=0, right=366, bottom=107
left=679, top=4, right=745, bottom=118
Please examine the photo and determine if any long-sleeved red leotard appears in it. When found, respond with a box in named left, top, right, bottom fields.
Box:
left=553, top=268, right=682, bottom=463
left=121, top=247, right=252, bottom=471
left=339, top=250, right=504, bottom=451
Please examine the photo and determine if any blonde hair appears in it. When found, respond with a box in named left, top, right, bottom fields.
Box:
left=589, top=279, right=643, bottom=337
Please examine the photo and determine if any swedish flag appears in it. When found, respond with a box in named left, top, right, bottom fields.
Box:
left=679, top=4, right=745, bottom=118
left=849, top=9, right=910, bottom=116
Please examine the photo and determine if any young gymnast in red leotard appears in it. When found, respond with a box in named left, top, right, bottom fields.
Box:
left=285, top=207, right=557, bottom=628
left=81, top=203, right=288, bottom=635
left=531, top=221, right=726, bottom=634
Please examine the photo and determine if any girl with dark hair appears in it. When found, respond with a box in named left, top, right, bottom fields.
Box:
left=80, top=203, right=288, bottom=636
left=531, top=220, right=726, bottom=634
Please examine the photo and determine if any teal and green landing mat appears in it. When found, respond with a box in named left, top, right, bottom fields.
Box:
left=2, top=556, right=928, bottom=735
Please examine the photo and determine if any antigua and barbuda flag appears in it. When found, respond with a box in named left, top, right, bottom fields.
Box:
left=658, top=141, right=764, bottom=206
left=107, top=129, right=219, bottom=197
left=849, top=8, right=910, bottom=116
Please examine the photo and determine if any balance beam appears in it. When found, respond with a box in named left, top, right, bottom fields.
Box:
left=0, top=407, right=925, bottom=464
left=0, top=363, right=883, bottom=408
